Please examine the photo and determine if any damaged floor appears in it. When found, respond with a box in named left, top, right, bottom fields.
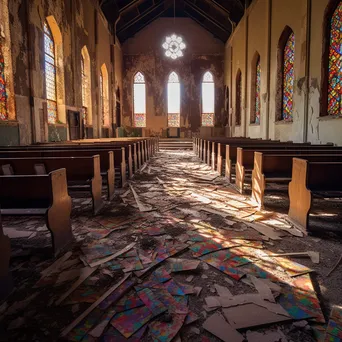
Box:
left=1, top=150, right=342, bottom=342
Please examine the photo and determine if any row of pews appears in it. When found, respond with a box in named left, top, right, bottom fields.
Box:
left=0, top=137, right=159, bottom=256
left=193, top=137, right=342, bottom=234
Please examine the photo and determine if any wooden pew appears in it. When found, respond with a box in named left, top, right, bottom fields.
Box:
left=236, top=147, right=342, bottom=193
left=0, top=156, right=103, bottom=215
left=288, top=158, right=342, bottom=234
left=0, top=145, right=129, bottom=188
left=0, top=169, right=73, bottom=255
left=0, top=212, right=12, bottom=300
left=252, top=152, right=342, bottom=208
left=0, top=149, right=116, bottom=200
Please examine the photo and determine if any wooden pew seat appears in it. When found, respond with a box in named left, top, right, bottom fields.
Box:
left=0, top=156, right=103, bottom=215
left=288, top=159, right=342, bottom=234
left=252, top=152, right=342, bottom=208
left=0, top=169, right=73, bottom=255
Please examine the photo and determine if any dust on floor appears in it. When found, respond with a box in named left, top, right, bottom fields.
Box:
left=1, top=150, right=342, bottom=342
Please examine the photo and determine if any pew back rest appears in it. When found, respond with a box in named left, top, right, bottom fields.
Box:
left=0, top=156, right=100, bottom=182
left=307, top=162, right=342, bottom=192
left=0, top=170, right=67, bottom=209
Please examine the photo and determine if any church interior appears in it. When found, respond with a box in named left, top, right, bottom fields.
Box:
left=0, top=0, right=342, bottom=341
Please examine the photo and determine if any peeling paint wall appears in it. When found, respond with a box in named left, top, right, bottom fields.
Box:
left=2, top=0, right=120, bottom=145
left=224, top=0, right=342, bottom=145
left=122, top=18, right=224, bottom=137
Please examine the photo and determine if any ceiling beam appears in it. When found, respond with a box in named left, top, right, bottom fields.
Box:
left=184, top=9, right=228, bottom=41
left=184, top=1, right=230, bottom=33
left=117, top=0, right=172, bottom=34
left=203, top=0, right=230, bottom=14
left=119, top=0, right=140, bottom=13
left=119, top=6, right=171, bottom=41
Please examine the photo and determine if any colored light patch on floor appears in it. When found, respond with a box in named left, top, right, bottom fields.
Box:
left=149, top=313, right=187, bottom=342
left=67, top=307, right=103, bottom=341
left=152, top=267, right=172, bottom=283
left=99, top=279, right=135, bottom=310
left=101, top=325, right=147, bottom=341
left=137, top=288, right=167, bottom=315
left=324, top=306, right=342, bottom=340
left=114, top=293, right=144, bottom=312
left=110, top=306, right=153, bottom=338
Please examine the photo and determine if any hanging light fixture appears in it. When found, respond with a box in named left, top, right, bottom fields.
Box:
left=162, top=0, right=186, bottom=60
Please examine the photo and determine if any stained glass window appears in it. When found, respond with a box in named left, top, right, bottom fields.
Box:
left=236, top=70, right=242, bottom=125
left=167, top=72, right=180, bottom=127
left=44, top=21, right=58, bottom=124
left=327, top=1, right=342, bottom=116
left=255, top=57, right=261, bottom=124
left=100, top=71, right=104, bottom=126
left=0, top=41, right=8, bottom=121
left=162, top=35, right=186, bottom=60
left=282, top=32, right=295, bottom=121
left=81, top=55, right=88, bottom=124
left=134, top=72, right=146, bottom=127
left=202, top=71, right=214, bottom=127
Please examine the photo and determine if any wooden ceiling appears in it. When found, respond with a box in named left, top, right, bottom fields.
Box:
left=100, top=0, right=250, bottom=43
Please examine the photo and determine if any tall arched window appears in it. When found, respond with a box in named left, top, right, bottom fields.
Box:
left=201, top=71, right=215, bottom=127
left=100, top=64, right=109, bottom=127
left=133, top=72, right=146, bottom=127
left=0, top=39, right=8, bottom=121
left=81, top=46, right=92, bottom=125
left=236, top=69, right=242, bottom=126
left=251, top=53, right=261, bottom=124
left=327, top=1, right=342, bottom=116
left=44, top=21, right=58, bottom=124
left=282, top=32, right=295, bottom=121
left=167, top=72, right=180, bottom=127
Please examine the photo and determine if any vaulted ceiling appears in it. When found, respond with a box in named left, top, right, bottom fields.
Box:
left=100, top=0, right=250, bottom=43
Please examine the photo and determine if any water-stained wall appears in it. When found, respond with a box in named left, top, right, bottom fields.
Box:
left=122, top=18, right=225, bottom=137
left=2, top=0, right=122, bottom=145
left=225, top=0, right=342, bottom=145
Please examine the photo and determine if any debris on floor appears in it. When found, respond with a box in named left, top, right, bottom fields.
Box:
left=1, top=150, right=341, bottom=341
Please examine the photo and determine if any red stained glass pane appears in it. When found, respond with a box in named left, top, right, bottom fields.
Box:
left=328, top=1, right=342, bottom=116
left=0, top=41, right=8, bottom=121
left=255, top=57, right=261, bottom=124
left=282, top=32, right=295, bottom=121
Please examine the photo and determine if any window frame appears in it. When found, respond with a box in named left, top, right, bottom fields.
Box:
left=201, top=71, right=215, bottom=127
left=133, top=71, right=147, bottom=128
left=167, top=71, right=181, bottom=128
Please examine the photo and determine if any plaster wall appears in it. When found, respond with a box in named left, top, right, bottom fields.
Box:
left=122, top=18, right=225, bottom=137
left=224, top=0, right=341, bottom=145
left=3, top=0, right=118, bottom=144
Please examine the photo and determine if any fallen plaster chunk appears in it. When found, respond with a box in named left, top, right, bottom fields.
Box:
left=61, top=274, right=131, bottom=337
left=88, top=242, right=136, bottom=268
left=246, top=222, right=283, bottom=240
left=55, top=267, right=98, bottom=305
left=169, top=258, right=200, bottom=272
left=214, top=284, right=233, bottom=298
left=223, top=303, right=292, bottom=329
left=197, top=207, right=229, bottom=218
left=191, top=193, right=212, bottom=204
left=205, top=293, right=290, bottom=317
left=186, top=275, right=194, bottom=282
left=129, top=185, right=154, bottom=212
left=249, top=276, right=275, bottom=303
left=246, top=329, right=288, bottom=342
left=269, top=251, right=320, bottom=264
left=40, top=251, right=73, bottom=278
left=203, top=313, right=244, bottom=342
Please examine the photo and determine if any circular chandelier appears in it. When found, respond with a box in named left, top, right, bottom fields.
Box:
left=162, top=34, right=186, bottom=60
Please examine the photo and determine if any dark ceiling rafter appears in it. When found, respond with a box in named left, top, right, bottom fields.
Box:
left=100, top=0, right=248, bottom=43
left=117, top=1, right=171, bottom=34
left=184, top=0, right=230, bottom=34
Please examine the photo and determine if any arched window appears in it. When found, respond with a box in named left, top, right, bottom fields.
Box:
left=236, top=69, right=242, bottom=126
left=251, top=53, right=261, bottom=124
left=276, top=27, right=295, bottom=121
left=201, top=71, right=215, bottom=127
left=133, top=72, right=146, bottom=127
left=327, top=1, right=342, bottom=116
left=282, top=32, right=295, bottom=121
left=0, top=40, right=8, bottom=121
left=167, top=72, right=180, bottom=127
left=81, top=46, right=92, bottom=125
left=44, top=21, right=58, bottom=124
left=100, top=64, right=109, bottom=127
